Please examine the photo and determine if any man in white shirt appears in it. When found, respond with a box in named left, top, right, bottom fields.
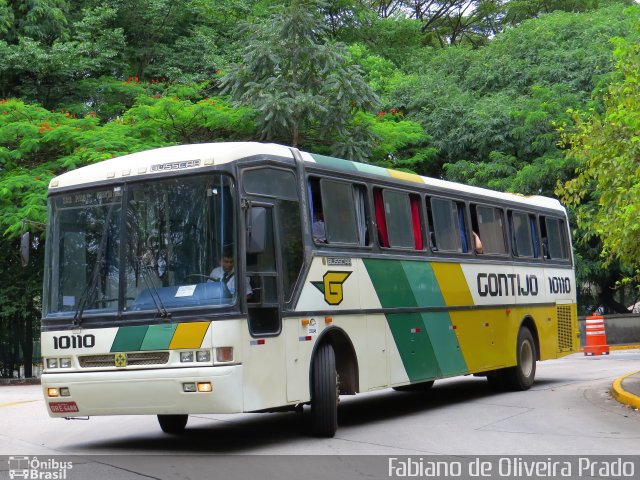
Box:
left=209, top=250, right=252, bottom=297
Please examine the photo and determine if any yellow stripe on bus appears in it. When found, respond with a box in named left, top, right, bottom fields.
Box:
left=387, top=169, right=425, bottom=184
left=169, top=321, right=210, bottom=349
left=431, top=263, right=474, bottom=306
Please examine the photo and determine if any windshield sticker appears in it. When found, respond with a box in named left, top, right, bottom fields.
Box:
left=175, top=285, right=197, bottom=297
left=62, top=296, right=75, bottom=306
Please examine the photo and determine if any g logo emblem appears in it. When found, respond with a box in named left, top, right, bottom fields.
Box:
left=114, top=353, right=128, bottom=367
left=312, top=271, right=352, bottom=305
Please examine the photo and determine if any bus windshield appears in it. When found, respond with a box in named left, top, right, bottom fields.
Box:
left=44, top=174, right=236, bottom=319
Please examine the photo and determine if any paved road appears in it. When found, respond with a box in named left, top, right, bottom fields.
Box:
left=1, top=351, right=639, bottom=479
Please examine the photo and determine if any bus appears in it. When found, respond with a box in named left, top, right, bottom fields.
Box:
left=39, top=142, right=578, bottom=437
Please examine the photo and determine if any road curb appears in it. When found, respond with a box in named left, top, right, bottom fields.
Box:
left=609, top=344, right=640, bottom=351
left=611, top=371, right=640, bottom=410
left=579, top=344, right=640, bottom=353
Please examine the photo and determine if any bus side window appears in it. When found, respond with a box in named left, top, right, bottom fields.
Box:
left=309, top=177, right=364, bottom=246
left=410, top=194, right=424, bottom=250
left=308, top=178, right=326, bottom=243
left=540, top=216, right=568, bottom=260
left=425, top=199, right=437, bottom=251
left=379, top=189, right=421, bottom=249
left=374, top=188, right=390, bottom=248
left=353, top=184, right=370, bottom=246
left=509, top=211, right=536, bottom=258
left=471, top=204, right=507, bottom=255
left=430, top=197, right=468, bottom=253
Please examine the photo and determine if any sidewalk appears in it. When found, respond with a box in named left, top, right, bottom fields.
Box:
left=612, top=370, right=640, bottom=409
left=606, top=344, right=640, bottom=409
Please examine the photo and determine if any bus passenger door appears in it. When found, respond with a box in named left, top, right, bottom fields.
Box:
left=242, top=203, right=286, bottom=411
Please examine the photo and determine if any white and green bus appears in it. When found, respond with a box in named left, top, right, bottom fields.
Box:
left=40, top=142, right=578, bottom=437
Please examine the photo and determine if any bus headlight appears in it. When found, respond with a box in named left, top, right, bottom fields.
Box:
left=46, top=358, right=58, bottom=369
left=180, top=351, right=194, bottom=363
left=196, top=350, right=211, bottom=362
left=59, top=358, right=72, bottom=368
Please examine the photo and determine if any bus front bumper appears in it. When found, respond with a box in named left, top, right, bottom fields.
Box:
left=41, top=365, right=243, bottom=417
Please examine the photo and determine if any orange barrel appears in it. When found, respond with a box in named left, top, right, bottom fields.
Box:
left=584, top=315, right=610, bottom=356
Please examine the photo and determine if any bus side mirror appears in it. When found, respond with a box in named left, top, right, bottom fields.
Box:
left=20, top=231, right=30, bottom=267
left=247, top=207, right=266, bottom=254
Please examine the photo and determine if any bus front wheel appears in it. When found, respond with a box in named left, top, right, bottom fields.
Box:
left=157, top=414, right=188, bottom=434
left=310, top=342, right=338, bottom=437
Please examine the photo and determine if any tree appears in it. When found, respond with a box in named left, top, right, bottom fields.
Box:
left=559, top=29, right=640, bottom=271
left=0, top=89, right=257, bottom=377
left=0, top=3, right=127, bottom=107
left=221, top=0, right=379, bottom=159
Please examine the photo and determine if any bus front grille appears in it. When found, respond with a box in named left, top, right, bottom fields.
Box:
left=557, top=305, right=574, bottom=352
left=78, top=352, right=170, bottom=368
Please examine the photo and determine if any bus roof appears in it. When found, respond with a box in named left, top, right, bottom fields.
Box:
left=49, top=142, right=565, bottom=213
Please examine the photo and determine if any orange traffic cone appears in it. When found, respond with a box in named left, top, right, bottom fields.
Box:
left=584, top=315, right=610, bottom=356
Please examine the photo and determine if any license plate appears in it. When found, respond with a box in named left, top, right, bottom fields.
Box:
left=49, top=401, right=79, bottom=413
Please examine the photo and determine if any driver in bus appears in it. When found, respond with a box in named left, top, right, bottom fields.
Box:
left=209, top=248, right=252, bottom=297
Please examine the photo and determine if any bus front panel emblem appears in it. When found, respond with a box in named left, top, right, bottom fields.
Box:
left=312, top=271, right=352, bottom=305
left=114, top=353, right=128, bottom=367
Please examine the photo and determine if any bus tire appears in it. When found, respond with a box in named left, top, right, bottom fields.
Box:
left=310, top=342, right=338, bottom=437
left=157, top=414, right=188, bottom=434
left=503, top=327, right=536, bottom=391
left=392, top=380, right=435, bottom=392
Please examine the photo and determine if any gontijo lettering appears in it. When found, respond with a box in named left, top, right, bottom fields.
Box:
left=476, top=273, right=539, bottom=297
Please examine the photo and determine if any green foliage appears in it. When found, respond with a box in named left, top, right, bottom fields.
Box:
left=388, top=3, right=638, bottom=185
left=221, top=0, right=379, bottom=158
left=0, top=93, right=257, bottom=237
left=347, top=43, right=402, bottom=95
left=0, top=4, right=127, bottom=107
left=559, top=30, right=640, bottom=268
left=365, top=110, right=437, bottom=172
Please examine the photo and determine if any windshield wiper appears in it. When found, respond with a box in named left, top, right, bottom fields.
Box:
left=73, top=204, right=116, bottom=327
left=138, top=260, right=172, bottom=319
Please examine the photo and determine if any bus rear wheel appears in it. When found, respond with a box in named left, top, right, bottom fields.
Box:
left=486, top=327, right=536, bottom=391
left=310, top=342, right=338, bottom=437
left=504, top=327, right=536, bottom=390
left=157, top=414, right=188, bottom=434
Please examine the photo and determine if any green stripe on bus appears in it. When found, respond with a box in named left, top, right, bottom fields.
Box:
left=140, top=323, right=178, bottom=351
left=362, top=258, right=416, bottom=308
left=310, top=154, right=359, bottom=172
left=363, top=258, right=468, bottom=380
left=419, top=312, right=468, bottom=377
left=111, top=325, right=149, bottom=352
left=400, top=261, right=468, bottom=376
left=354, top=163, right=391, bottom=177
left=310, top=153, right=392, bottom=178
left=400, top=260, right=445, bottom=307
left=386, top=313, right=439, bottom=382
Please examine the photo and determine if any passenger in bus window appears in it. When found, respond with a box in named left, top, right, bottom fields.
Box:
left=541, top=237, right=550, bottom=259
left=312, top=212, right=327, bottom=243
left=473, top=231, right=484, bottom=254
left=209, top=248, right=252, bottom=296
